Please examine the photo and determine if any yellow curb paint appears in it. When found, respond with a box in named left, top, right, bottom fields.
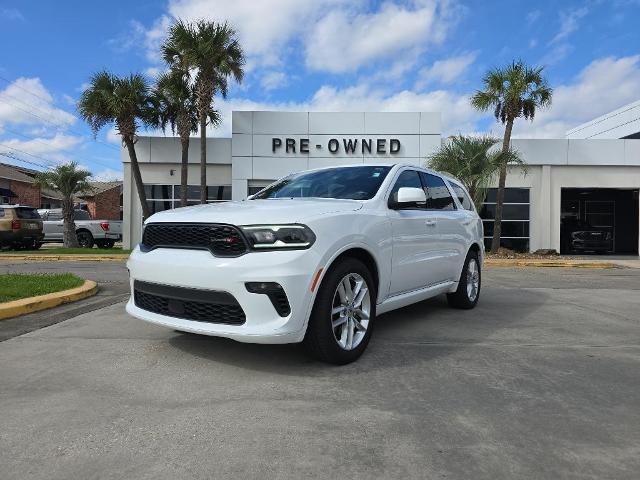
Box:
left=485, top=260, right=616, bottom=269
left=0, top=280, right=98, bottom=320
left=0, top=255, right=127, bottom=262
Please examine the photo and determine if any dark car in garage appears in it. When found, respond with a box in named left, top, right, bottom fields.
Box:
left=562, top=218, right=613, bottom=254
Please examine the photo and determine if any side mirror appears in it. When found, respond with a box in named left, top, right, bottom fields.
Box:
left=395, top=187, right=426, bottom=207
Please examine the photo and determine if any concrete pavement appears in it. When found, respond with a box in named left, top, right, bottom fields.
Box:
left=1, top=267, right=639, bottom=479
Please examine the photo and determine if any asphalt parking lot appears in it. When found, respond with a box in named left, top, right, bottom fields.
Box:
left=1, top=263, right=639, bottom=479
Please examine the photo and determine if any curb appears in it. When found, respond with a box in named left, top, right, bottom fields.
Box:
left=485, top=260, right=617, bottom=268
left=0, top=280, right=99, bottom=320
left=0, top=255, right=127, bottom=262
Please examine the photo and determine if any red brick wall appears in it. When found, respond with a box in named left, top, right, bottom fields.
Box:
left=9, top=180, right=40, bottom=207
left=87, top=186, right=121, bottom=220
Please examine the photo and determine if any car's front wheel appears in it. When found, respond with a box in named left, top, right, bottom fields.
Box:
left=303, top=257, right=376, bottom=365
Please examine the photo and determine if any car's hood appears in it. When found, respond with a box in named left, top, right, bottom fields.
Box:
left=145, top=198, right=364, bottom=225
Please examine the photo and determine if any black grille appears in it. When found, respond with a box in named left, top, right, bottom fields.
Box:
left=134, top=281, right=246, bottom=325
left=141, top=223, right=248, bottom=256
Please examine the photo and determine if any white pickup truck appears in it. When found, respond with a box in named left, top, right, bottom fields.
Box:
left=38, top=208, right=122, bottom=248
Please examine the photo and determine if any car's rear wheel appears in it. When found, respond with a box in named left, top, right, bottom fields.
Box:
left=303, top=257, right=376, bottom=365
left=76, top=230, right=94, bottom=248
left=447, top=250, right=481, bottom=309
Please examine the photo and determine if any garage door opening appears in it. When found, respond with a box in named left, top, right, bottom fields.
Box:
left=560, top=188, right=639, bottom=255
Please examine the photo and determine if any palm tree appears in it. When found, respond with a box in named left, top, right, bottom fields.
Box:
left=151, top=69, right=221, bottom=207
left=428, top=135, right=523, bottom=211
left=471, top=60, right=552, bottom=252
left=35, top=162, right=92, bottom=248
left=162, top=19, right=245, bottom=204
left=78, top=71, right=154, bottom=219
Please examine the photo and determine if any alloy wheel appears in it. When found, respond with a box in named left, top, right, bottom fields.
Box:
left=466, top=258, right=480, bottom=301
left=331, top=273, right=371, bottom=351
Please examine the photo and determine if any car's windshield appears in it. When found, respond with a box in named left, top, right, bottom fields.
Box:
left=251, top=166, right=392, bottom=200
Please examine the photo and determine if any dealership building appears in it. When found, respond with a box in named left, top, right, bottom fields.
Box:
left=122, top=108, right=640, bottom=255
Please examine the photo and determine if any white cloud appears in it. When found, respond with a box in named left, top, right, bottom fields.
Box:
left=415, top=52, right=477, bottom=89
left=512, top=55, right=640, bottom=138
left=144, top=66, right=163, bottom=78
left=260, top=71, right=288, bottom=91
left=141, top=0, right=456, bottom=73
left=106, top=127, right=122, bottom=145
left=164, top=0, right=350, bottom=66
left=2, top=133, right=82, bottom=155
left=1, top=8, right=24, bottom=21
left=91, top=168, right=124, bottom=182
left=305, top=0, right=453, bottom=73
left=549, top=7, right=588, bottom=45
left=526, top=10, right=541, bottom=24
left=1, top=133, right=83, bottom=163
left=0, top=78, right=76, bottom=128
left=141, top=15, right=172, bottom=63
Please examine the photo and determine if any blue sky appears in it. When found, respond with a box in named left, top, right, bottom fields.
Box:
left=0, top=0, right=639, bottom=179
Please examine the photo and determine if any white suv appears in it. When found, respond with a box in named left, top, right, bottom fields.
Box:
left=126, top=164, right=484, bottom=364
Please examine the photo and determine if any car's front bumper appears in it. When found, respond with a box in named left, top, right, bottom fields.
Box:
left=125, top=246, right=322, bottom=344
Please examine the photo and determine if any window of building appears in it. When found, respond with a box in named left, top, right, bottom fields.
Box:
left=144, top=184, right=232, bottom=214
left=480, top=188, right=530, bottom=251
left=420, top=172, right=455, bottom=210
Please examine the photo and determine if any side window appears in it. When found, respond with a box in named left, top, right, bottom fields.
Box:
left=450, top=182, right=474, bottom=211
left=49, top=212, right=62, bottom=221
left=75, top=210, right=91, bottom=220
left=420, top=173, right=456, bottom=210
left=388, top=170, right=426, bottom=209
left=0, top=208, right=5, bottom=218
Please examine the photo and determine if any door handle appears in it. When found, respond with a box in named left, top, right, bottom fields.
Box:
left=425, top=220, right=437, bottom=227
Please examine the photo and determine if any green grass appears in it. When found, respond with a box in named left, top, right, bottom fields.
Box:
left=0, top=273, right=85, bottom=303
left=0, top=247, right=131, bottom=255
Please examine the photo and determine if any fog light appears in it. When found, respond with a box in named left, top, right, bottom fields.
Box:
left=245, top=282, right=291, bottom=317
left=245, top=282, right=280, bottom=293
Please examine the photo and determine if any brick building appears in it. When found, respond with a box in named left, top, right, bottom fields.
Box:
left=78, top=182, right=123, bottom=220
left=0, top=163, right=122, bottom=219
left=0, top=163, right=41, bottom=206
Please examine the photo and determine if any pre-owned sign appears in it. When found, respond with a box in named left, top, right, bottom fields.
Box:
left=272, top=138, right=401, bottom=155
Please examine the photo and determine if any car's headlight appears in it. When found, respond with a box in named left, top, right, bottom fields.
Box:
left=240, top=224, right=316, bottom=250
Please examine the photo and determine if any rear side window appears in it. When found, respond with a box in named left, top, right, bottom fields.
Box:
left=75, top=210, right=91, bottom=220
left=15, top=207, right=41, bottom=219
left=420, top=173, right=456, bottom=210
left=450, top=182, right=474, bottom=211
left=388, top=170, right=426, bottom=209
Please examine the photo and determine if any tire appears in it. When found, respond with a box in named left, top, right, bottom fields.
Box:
left=303, top=257, right=376, bottom=365
left=447, top=250, right=481, bottom=309
left=96, top=239, right=115, bottom=249
left=31, top=241, right=43, bottom=250
left=76, top=230, right=94, bottom=249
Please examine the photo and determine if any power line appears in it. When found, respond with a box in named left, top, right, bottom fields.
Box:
left=0, top=125, right=120, bottom=172
left=0, top=87, right=122, bottom=153
left=0, top=142, right=59, bottom=169
left=0, top=151, right=50, bottom=170
left=0, top=74, right=54, bottom=104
